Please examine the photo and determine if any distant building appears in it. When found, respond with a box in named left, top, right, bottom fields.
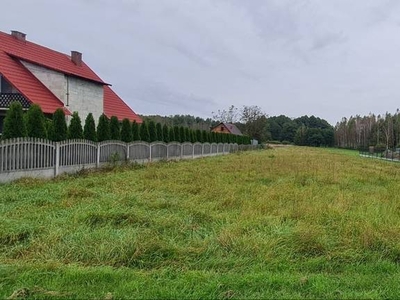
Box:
left=0, top=30, right=141, bottom=132
left=211, top=122, right=243, bottom=135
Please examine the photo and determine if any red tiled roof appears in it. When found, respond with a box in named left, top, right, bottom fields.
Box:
left=104, top=86, right=142, bottom=123
left=0, top=31, right=105, bottom=84
left=0, top=50, right=70, bottom=114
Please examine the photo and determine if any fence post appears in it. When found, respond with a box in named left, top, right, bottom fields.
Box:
left=201, top=143, right=204, bottom=157
left=96, top=143, right=100, bottom=168
left=54, top=142, right=60, bottom=177
left=126, top=143, right=129, bottom=161
left=149, top=143, right=152, bottom=162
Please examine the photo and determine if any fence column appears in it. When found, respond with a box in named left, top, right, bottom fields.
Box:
left=149, top=143, right=152, bottom=162
left=96, top=143, right=100, bottom=168
left=180, top=144, right=183, bottom=160
left=126, top=143, right=130, bottom=161
left=201, top=143, right=204, bottom=157
left=54, top=142, right=60, bottom=177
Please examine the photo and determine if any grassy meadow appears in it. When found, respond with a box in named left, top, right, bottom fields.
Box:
left=1, top=146, right=400, bottom=298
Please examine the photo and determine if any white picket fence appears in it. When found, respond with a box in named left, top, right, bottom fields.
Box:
left=0, top=138, right=256, bottom=183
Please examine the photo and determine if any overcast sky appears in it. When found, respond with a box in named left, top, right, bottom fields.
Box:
left=2, top=0, right=400, bottom=125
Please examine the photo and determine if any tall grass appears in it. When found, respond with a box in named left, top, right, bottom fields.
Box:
left=1, top=147, right=400, bottom=298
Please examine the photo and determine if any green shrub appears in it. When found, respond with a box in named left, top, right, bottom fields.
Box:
left=49, top=108, right=67, bottom=141
left=132, top=121, right=140, bottom=141
left=179, top=126, right=185, bottom=143
left=202, top=130, right=208, bottom=143
left=110, top=116, right=121, bottom=140
left=148, top=121, right=157, bottom=142
left=139, top=121, right=150, bottom=142
left=184, top=127, right=190, bottom=143
left=169, top=127, right=175, bottom=142
left=156, top=123, right=163, bottom=142
left=162, top=124, right=169, bottom=143
left=190, top=130, right=196, bottom=143
left=2, top=102, right=27, bottom=139
left=97, top=114, right=110, bottom=142
left=68, top=112, right=83, bottom=140
left=83, top=113, right=97, bottom=141
left=26, top=104, right=47, bottom=139
left=121, top=119, right=132, bottom=143
left=173, top=126, right=180, bottom=143
left=196, top=129, right=203, bottom=143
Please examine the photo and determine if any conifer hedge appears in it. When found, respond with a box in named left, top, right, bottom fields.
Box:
left=84, top=113, right=97, bottom=141
left=110, top=116, right=121, bottom=140
left=26, top=104, right=47, bottom=139
left=97, top=114, right=110, bottom=142
left=121, top=118, right=132, bottom=142
left=68, top=112, right=83, bottom=139
left=2, top=102, right=26, bottom=139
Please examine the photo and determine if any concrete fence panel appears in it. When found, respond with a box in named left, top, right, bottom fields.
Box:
left=167, top=143, right=181, bottom=159
left=218, top=143, right=224, bottom=153
left=151, top=142, right=168, bottom=161
left=100, top=141, right=127, bottom=163
left=182, top=143, right=193, bottom=157
left=59, top=139, right=97, bottom=166
left=129, top=142, right=150, bottom=161
left=211, top=143, right=218, bottom=154
left=203, top=143, right=211, bottom=156
left=194, top=143, right=203, bottom=157
left=0, top=138, right=55, bottom=172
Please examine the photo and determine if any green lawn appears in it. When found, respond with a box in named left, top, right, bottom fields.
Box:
left=1, top=147, right=400, bottom=299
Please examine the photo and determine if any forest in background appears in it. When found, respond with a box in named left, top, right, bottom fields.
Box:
left=143, top=105, right=335, bottom=147
left=335, top=111, right=400, bottom=150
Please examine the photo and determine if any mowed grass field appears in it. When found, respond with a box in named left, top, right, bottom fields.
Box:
left=1, top=147, right=400, bottom=299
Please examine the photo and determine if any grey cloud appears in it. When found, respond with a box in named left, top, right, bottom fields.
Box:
left=3, top=0, right=400, bottom=125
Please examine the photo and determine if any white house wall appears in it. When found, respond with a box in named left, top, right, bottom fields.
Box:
left=66, top=76, right=103, bottom=122
left=21, top=61, right=104, bottom=123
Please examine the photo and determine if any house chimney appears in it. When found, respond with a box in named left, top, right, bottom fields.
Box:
left=11, top=31, right=26, bottom=42
left=71, top=51, right=82, bottom=66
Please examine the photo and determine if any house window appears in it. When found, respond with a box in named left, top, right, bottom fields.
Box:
left=0, top=75, right=14, bottom=93
left=221, top=127, right=224, bottom=132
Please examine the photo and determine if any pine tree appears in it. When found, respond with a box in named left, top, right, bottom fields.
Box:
left=49, top=108, right=67, bottom=141
left=68, top=112, right=83, bottom=139
left=2, top=102, right=27, bottom=139
left=83, top=113, right=97, bottom=141
left=162, top=124, right=169, bottom=143
left=169, top=127, right=175, bottom=142
left=148, top=120, right=157, bottom=142
left=97, top=114, right=110, bottom=142
left=26, top=104, right=47, bottom=139
left=156, top=122, right=163, bottom=142
left=140, top=121, right=150, bottom=142
left=121, top=118, right=132, bottom=142
left=110, top=116, right=121, bottom=140
left=132, top=121, right=140, bottom=141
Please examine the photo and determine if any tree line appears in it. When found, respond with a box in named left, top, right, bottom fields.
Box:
left=335, top=111, right=400, bottom=150
left=1, top=102, right=251, bottom=145
left=212, top=105, right=335, bottom=147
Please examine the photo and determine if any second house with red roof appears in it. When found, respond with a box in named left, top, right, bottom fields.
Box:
left=0, top=30, right=142, bottom=132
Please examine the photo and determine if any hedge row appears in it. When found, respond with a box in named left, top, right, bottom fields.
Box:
left=2, top=102, right=251, bottom=145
